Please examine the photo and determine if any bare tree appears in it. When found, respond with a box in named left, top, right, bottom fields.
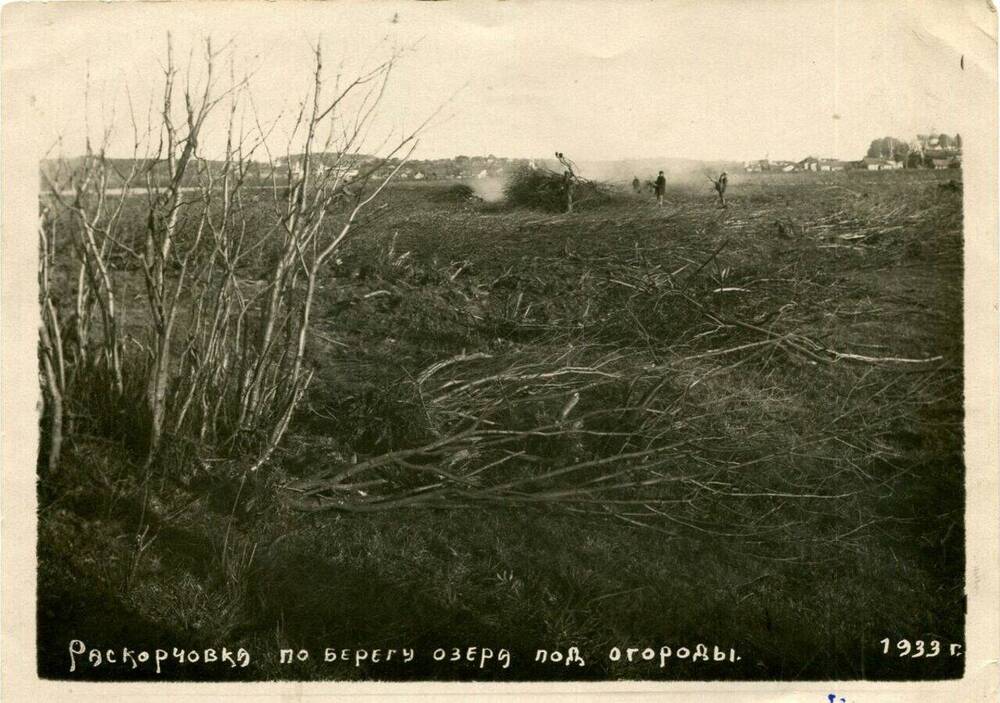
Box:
left=38, top=35, right=425, bottom=473
left=38, top=208, right=66, bottom=473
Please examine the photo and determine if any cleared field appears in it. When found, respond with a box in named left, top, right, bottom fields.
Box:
left=38, top=169, right=964, bottom=681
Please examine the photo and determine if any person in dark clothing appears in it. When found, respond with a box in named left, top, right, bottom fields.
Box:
left=632, top=176, right=641, bottom=194
left=713, top=171, right=728, bottom=207
left=654, top=171, right=666, bottom=206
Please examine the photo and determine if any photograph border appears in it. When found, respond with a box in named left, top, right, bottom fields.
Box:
left=2, top=1, right=997, bottom=700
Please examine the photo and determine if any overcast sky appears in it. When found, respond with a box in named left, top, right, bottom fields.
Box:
left=10, top=0, right=992, bottom=163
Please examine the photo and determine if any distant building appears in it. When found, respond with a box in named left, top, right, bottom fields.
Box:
left=798, top=157, right=820, bottom=172
left=818, top=159, right=848, bottom=172
left=922, top=149, right=962, bottom=169
left=913, top=134, right=962, bottom=168
left=931, top=157, right=959, bottom=170
left=321, top=165, right=359, bottom=181
left=476, top=169, right=489, bottom=179
left=862, top=157, right=901, bottom=171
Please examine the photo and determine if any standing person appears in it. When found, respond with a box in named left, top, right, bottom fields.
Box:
left=556, top=151, right=578, bottom=177
left=713, top=171, right=728, bottom=207
left=654, top=170, right=666, bottom=206
left=632, top=176, right=641, bottom=194
left=562, top=170, right=575, bottom=213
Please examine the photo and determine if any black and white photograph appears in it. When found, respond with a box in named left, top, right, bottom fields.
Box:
left=1, top=0, right=998, bottom=698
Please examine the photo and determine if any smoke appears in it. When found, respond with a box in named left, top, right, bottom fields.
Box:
left=537, top=158, right=736, bottom=186
left=469, top=178, right=506, bottom=202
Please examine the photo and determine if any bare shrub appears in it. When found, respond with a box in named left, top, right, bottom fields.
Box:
left=38, top=36, right=426, bottom=472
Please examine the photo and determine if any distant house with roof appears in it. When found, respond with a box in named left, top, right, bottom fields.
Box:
left=862, top=157, right=902, bottom=171
left=818, top=159, right=848, bottom=171
left=743, top=159, right=773, bottom=173
left=930, top=156, right=960, bottom=170
left=921, top=149, right=961, bottom=170
left=798, top=156, right=820, bottom=172
left=909, top=134, right=962, bottom=168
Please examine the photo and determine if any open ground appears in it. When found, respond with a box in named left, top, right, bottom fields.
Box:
left=37, top=169, right=964, bottom=681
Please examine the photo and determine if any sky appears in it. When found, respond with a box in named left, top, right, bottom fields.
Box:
left=8, top=0, right=993, bottom=163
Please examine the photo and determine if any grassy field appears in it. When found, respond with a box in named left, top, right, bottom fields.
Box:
left=37, top=169, right=964, bottom=681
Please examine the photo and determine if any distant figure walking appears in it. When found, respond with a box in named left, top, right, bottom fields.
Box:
left=654, top=171, right=666, bottom=206
left=711, top=171, right=728, bottom=207
left=632, top=176, right=641, bottom=194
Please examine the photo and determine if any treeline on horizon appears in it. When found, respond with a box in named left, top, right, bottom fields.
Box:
left=40, top=134, right=961, bottom=190
left=868, top=133, right=961, bottom=156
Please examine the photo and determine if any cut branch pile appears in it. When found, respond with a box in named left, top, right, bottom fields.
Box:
left=502, top=165, right=617, bottom=212
left=278, top=185, right=959, bottom=550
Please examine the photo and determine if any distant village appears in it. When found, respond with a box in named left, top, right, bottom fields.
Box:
left=42, top=133, right=962, bottom=193
left=273, top=132, right=962, bottom=185
left=274, top=154, right=535, bottom=183
left=743, top=133, right=962, bottom=173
